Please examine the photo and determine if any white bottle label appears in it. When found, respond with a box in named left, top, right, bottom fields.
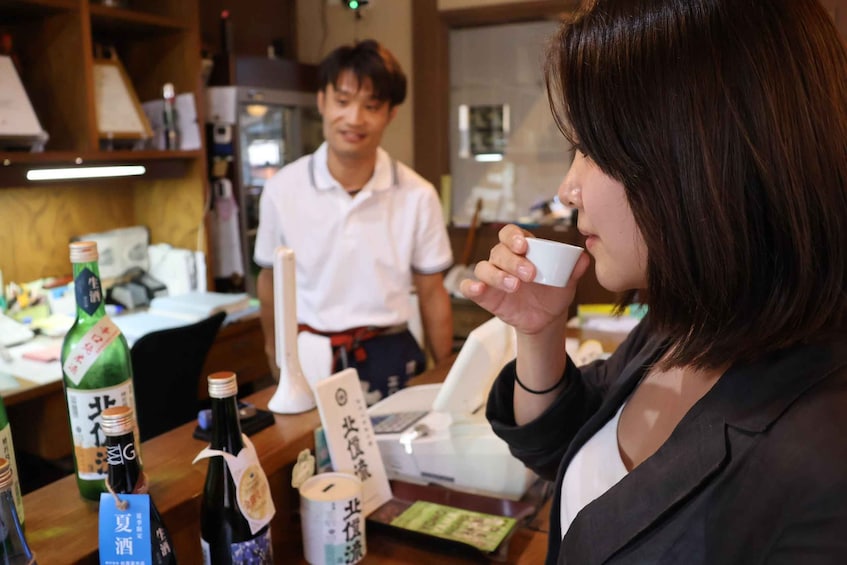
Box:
left=63, top=317, right=122, bottom=386
left=0, top=423, right=23, bottom=523
left=67, top=382, right=134, bottom=480
left=193, top=434, right=276, bottom=535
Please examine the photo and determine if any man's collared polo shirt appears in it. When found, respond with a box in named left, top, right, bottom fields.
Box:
left=254, top=142, right=453, bottom=332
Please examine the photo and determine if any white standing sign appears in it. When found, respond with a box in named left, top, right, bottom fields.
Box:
left=314, top=368, right=392, bottom=516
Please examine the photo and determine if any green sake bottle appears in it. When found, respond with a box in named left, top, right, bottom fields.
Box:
left=60, top=241, right=138, bottom=501
left=0, top=396, right=23, bottom=526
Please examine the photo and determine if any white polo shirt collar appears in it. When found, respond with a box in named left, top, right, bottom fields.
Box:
left=309, top=142, right=397, bottom=192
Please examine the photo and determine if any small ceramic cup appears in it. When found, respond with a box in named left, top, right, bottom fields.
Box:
left=525, top=238, right=584, bottom=287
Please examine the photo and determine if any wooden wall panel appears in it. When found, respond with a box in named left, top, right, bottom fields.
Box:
left=132, top=165, right=208, bottom=254
left=0, top=183, right=135, bottom=281
left=199, top=0, right=297, bottom=59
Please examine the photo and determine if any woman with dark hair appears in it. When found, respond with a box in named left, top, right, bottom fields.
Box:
left=461, top=0, right=847, bottom=562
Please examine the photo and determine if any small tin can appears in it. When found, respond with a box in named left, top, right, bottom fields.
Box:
left=299, top=472, right=366, bottom=564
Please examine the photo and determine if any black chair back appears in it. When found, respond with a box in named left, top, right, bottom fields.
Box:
left=130, top=311, right=227, bottom=441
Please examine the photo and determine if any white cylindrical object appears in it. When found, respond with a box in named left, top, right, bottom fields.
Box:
left=525, top=238, right=584, bottom=287
left=300, top=472, right=366, bottom=565
left=269, top=245, right=316, bottom=413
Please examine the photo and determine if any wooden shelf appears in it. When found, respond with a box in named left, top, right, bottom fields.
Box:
left=0, top=0, right=209, bottom=286
left=0, top=0, right=76, bottom=18
left=0, top=150, right=202, bottom=186
left=0, top=148, right=202, bottom=165
left=89, top=3, right=187, bottom=36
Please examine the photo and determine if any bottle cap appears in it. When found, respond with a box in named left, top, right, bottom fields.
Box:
left=69, top=241, right=98, bottom=263
left=208, top=371, right=238, bottom=398
left=0, top=458, right=11, bottom=491
left=101, top=406, right=135, bottom=436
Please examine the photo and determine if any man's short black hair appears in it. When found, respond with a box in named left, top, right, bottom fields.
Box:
left=318, top=39, right=406, bottom=107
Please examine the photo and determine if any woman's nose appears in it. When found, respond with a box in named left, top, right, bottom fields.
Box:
left=559, top=178, right=582, bottom=208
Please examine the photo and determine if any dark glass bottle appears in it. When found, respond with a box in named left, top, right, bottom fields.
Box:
left=0, top=458, right=36, bottom=564
left=60, top=241, right=138, bottom=500
left=200, top=372, right=272, bottom=564
left=0, top=396, right=23, bottom=527
left=102, top=406, right=177, bottom=565
left=162, top=82, right=179, bottom=150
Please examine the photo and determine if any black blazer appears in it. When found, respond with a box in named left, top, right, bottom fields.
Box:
left=487, top=321, right=847, bottom=564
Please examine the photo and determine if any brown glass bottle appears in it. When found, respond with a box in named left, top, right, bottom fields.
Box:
left=102, top=406, right=176, bottom=565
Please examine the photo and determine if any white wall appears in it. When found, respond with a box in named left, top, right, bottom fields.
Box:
left=296, top=0, right=415, bottom=167
left=449, top=20, right=570, bottom=224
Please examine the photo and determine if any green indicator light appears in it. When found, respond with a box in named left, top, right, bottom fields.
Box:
left=349, top=0, right=359, bottom=8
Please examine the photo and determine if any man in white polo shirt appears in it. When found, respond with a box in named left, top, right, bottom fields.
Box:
left=254, top=39, right=454, bottom=403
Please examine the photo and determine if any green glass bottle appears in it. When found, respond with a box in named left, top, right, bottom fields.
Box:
left=200, top=372, right=273, bottom=564
left=102, top=406, right=177, bottom=565
left=60, top=241, right=138, bottom=501
left=0, top=458, right=36, bottom=564
left=0, top=396, right=23, bottom=527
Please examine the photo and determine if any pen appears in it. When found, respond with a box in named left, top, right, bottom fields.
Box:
left=0, top=342, right=12, bottom=364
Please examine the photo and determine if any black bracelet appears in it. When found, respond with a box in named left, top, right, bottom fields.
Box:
left=514, top=372, right=566, bottom=395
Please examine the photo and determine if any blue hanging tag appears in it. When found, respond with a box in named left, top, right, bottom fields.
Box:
left=99, top=492, right=152, bottom=565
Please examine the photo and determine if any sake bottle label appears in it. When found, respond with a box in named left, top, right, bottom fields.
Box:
left=63, top=317, right=122, bottom=386
left=68, top=382, right=134, bottom=480
left=74, top=266, right=103, bottom=316
left=193, top=434, right=276, bottom=534
left=201, top=529, right=272, bottom=565
left=0, top=424, right=24, bottom=524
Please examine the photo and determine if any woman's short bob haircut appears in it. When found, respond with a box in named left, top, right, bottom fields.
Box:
left=318, top=39, right=406, bottom=108
left=547, top=0, right=847, bottom=369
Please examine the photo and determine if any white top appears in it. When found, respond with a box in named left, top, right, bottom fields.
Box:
left=560, top=402, right=629, bottom=538
left=254, top=142, right=453, bottom=332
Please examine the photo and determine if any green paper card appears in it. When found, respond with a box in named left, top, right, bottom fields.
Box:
left=390, top=500, right=517, bottom=553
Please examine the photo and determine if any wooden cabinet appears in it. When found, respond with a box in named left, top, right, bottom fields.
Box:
left=0, top=0, right=208, bottom=284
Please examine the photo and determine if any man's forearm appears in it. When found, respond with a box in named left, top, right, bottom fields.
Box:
left=256, top=268, right=280, bottom=380
left=420, top=287, right=454, bottom=362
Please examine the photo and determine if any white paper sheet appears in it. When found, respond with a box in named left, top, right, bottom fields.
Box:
left=0, top=338, right=63, bottom=385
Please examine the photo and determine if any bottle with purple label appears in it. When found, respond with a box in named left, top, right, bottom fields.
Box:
left=198, top=372, right=273, bottom=564
left=0, top=457, right=36, bottom=564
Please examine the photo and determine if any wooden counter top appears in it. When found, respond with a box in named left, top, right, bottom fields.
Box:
left=24, top=360, right=458, bottom=563
left=23, top=327, right=627, bottom=563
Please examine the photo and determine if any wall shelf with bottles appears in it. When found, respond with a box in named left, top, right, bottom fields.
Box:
left=0, top=0, right=201, bottom=158
left=0, top=0, right=210, bottom=286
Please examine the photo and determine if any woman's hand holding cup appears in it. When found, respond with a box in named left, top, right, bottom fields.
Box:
left=459, top=224, right=589, bottom=336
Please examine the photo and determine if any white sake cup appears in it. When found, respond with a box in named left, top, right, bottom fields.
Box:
left=525, top=238, right=584, bottom=287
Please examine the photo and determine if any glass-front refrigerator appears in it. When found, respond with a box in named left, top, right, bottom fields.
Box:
left=207, top=86, right=323, bottom=294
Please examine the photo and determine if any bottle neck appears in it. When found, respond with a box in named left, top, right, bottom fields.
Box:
left=72, top=260, right=106, bottom=321
left=210, top=394, right=244, bottom=456
left=106, top=431, right=141, bottom=494
left=0, top=394, right=8, bottom=429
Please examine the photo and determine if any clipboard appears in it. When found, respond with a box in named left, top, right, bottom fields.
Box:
left=92, top=57, right=152, bottom=139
